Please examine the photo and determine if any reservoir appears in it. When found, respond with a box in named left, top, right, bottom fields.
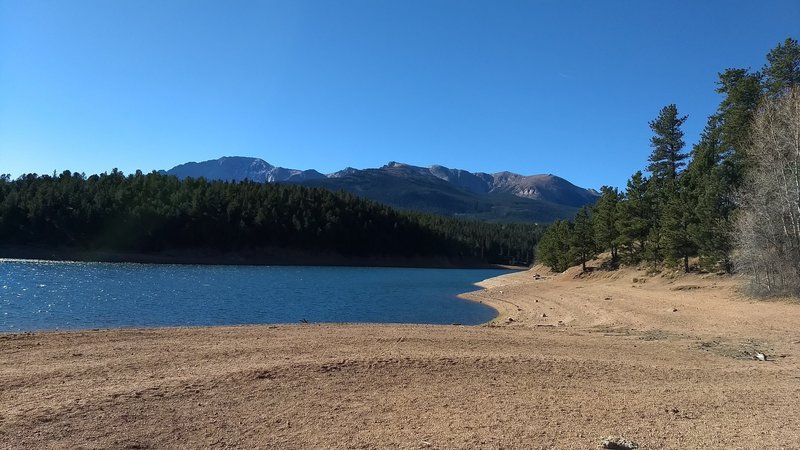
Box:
left=0, top=259, right=505, bottom=332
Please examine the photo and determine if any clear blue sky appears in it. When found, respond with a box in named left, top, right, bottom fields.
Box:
left=1, top=1, right=798, bottom=189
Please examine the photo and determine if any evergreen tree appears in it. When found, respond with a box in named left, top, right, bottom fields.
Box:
left=685, top=122, right=731, bottom=271
left=642, top=191, right=664, bottom=266
left=762, top=37, right=800, bottom=97
left=716, top=68, right=763, bottom=180
left=592, top=186, right=620, bottom=262
left=570, top=207, right=596, bottom=272
left=644, top=104, right=690, bottom=267
left=615, top=171, right=652, bottom=261
left=647, top=104, right=689, bottom=181
left=683, top=68, right=761, bottom=272
left=537, top=220, right=573, bottom=272
left=659, top=179, right=697, bottom=272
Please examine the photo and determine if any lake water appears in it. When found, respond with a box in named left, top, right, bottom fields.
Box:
left=0, top=259, right=505, bottom=332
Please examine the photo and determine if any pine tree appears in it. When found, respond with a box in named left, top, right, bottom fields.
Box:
left=642, top=184, right=664, bottom=266
left=647, top=104, right=689, bottom=181
left=683, top=68, right=761, bottom=272
left=615, top=171, right=652, bottom=261
left=570, top=207, right=596, bottom=272
left=659, top=179, right=697, bottom=272
left=685, top=122, right=730, bottom=271
left=716, top=68, right=763, bottom=178
left=592, top=186, right=620, bottom=262
left=644, top=104, right=690, bottom=267
left=537, top=220, right=573, bottom=272
left=763, top=37, right=800, bottom=97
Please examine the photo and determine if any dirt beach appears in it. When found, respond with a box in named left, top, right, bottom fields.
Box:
left=2, top=264, right=800, bottom=449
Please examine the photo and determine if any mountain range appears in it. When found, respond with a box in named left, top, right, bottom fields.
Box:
left=163, top=156, right=599, bottom=222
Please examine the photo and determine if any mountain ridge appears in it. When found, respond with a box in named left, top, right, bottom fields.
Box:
left=163, top=156, right=599, bottom=222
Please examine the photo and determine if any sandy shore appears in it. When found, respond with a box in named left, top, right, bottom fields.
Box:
left=2, top=264, right=800, bottom=449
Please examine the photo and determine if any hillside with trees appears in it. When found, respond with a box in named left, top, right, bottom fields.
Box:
left=536, top=37, right=800, bottom=296
left=0, top=171, right=542, bottom=266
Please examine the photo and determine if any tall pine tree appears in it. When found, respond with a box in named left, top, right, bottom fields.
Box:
left=644, top=104, right=691, bottom=267
left=647, top=104, right=689, bottom=181
left=660, top=179, right=697, bottom=272
left=684, top=68, right=761, bottom=272
left=592, top=186, right=620, bottom=263
left=615, top=171, right=653, bottom=262
left=570, top=206, right=596, bottom=272
left=763, top=37, right=800, bottom=97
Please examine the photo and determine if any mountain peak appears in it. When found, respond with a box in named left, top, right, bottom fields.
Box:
left=383, top=161, right=426, bottom=171
left=328, top=167, right=359, bottom=178
left=164, top=156, right=324, bottom=183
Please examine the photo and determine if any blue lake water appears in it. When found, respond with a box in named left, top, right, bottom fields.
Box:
left=0, top=259, right=506, bottom=332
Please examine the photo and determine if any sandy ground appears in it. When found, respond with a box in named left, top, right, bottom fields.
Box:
left=2, top=263, right=800, bottom=449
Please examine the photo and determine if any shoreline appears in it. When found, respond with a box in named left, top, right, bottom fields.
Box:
left=0, top=246, right=527, bottom=270
left=458, top=270, right=526, bottom=326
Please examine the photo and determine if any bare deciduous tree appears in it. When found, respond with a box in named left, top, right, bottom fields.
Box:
left=735, top=89, right=800, bottom=295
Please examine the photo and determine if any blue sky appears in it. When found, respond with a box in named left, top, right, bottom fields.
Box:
left=1, top=1, right=798, bottom=189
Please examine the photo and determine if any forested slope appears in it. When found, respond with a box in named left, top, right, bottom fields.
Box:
left=0, top=170, right=542, bottom=266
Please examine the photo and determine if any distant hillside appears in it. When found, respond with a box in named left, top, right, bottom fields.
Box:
left=163, top=157, right=599, bottom=222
